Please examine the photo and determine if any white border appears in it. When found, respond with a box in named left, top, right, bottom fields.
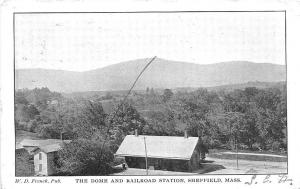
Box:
left=1, top=0, right=300, bottom=189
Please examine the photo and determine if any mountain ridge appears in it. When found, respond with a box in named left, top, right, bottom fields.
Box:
left=15, top=58, right=286, bottom=92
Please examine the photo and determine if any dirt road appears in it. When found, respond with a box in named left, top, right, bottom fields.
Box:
left=202, top=157, right=287, bottom=174
left=222, top=151, right=287, bottom=158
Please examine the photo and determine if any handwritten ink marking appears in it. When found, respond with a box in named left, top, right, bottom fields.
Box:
left=278, top=175, right=293, bottom=185
left=245, top=175, right=256, bottom=185
left=263, top=175, right=272, bottom=184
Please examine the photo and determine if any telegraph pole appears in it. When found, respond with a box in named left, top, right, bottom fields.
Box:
left=235, top=133, right=239, bottom=170
left=144, top=136, right=148, bottom=175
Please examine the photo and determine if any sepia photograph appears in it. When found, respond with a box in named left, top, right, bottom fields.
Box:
left=14, top=11, right=287, bottom=177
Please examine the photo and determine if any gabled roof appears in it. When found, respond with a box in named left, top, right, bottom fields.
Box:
left=115, top=135, right=199, bottom=160
left=20, top=139, right=71, bottom=154
left=20, top=139, right=71, bottom=147
left=33, top=143, right=64, bottom=154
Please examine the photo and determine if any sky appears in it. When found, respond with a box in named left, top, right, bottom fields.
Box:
left=15, top=12, right=285, bottom=71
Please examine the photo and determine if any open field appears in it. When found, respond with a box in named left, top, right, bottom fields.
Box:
left=16, top=130, right=41, bottom=147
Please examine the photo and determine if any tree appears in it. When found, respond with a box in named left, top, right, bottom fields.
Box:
left=26, top=104, right=40, bottom=120
left=46, top=100, right=115, bottom=176
left=149, top=88, right=155, bottom=96
left=103, top=92, right=113, bottom=100
left=110, top=102, right=145, bottom=134
left=81, top=101, right=107, bottom=132
left=37, top=124, right=61, bottom=139
left=15, top=92, right=29, bottom=105
left=15, top=104, right=40, bottom=122
left=244, top=87, right=259, bottom=100
left=57, top=139, right=114, bottom=175
left=256, top=108, right=285, bottom=150
left=25, top=119, right=38, bottom=132
left=18, top=87, right=62, bottom=110
left=108, top=102, right=146, bottom=149
left=162, top=89, right=174, bottom=103
left=223, top=112, right=245, bottom=150
left=143, top=108, right=181, bottom=136
left=240, top=108, right=260, bottom=149
left=171, top=89, right=211, bottom=138
left=253, top=88, right=286, bottom=150
left=36, top=99, right=108, bottom=140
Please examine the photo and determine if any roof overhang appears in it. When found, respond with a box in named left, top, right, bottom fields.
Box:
left=114, top=153, right=191, bottom=161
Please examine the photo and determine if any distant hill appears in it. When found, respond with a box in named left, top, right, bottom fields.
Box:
left=206, top=81, right=286, bottom=92
left=15, top=58, right=286, bottom=92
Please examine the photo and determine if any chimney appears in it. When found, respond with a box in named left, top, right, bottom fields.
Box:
left=60, top=131, right=68, bottom=140
left=135, top=129, right=139, bottom=137
left=184, top=130, right=188, bottom=138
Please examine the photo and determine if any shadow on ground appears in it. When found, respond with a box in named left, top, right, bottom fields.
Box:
left=112, top=161, right=227, bottom=175
left=200, top=160, right=215, bottom=163
left=194, top=162, right=226, bottom=174
left=112, top=166, right=125, bottom=174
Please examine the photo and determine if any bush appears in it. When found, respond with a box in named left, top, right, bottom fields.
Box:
left=239, top=144, right=249, bottom=150
left=251, top=142, right=262, bottom=151
left=57, top=139, right=114, bottom=176
left=37, top=124, right=60, bottom=139
left=112, top=157, right=126, bottom=166
left=15, top=121, right=26, bottom=130
left=26, top=120, right=38, bottom=132
left=270, top=141, right=281, bottom=152
left=199, top=143, right=209, bottom=154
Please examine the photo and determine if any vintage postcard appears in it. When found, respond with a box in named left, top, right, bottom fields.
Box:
left=1, top=0, right=300, bottom=189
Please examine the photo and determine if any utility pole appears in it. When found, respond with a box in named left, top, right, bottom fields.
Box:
left=235, top=133, right=239, bottom=170
left=144, top=136, right=148, bottom=175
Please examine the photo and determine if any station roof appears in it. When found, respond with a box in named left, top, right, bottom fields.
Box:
left=115, top=135, right=199, bottom=160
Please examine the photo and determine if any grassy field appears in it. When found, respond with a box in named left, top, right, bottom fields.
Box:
left=15, top=130, right=41, bottom=146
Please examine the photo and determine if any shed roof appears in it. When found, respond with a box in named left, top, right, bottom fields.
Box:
left=115, top=135, right=199, bottom=160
